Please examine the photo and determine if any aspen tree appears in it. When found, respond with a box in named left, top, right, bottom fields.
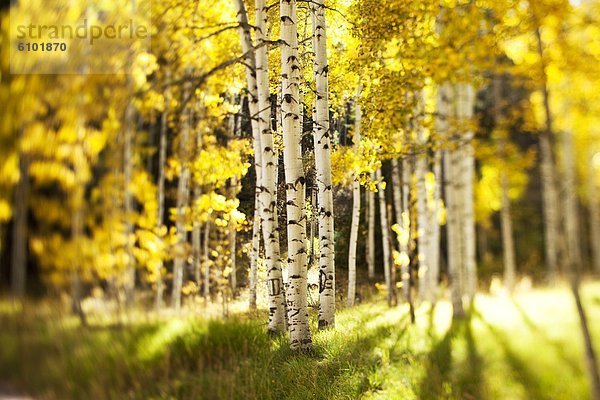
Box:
left=443, top=84, right=465, bottom=318
left=171, top=79, right=192, bottom=311
left=535, top=27, right=562, bottom=283
left=460, top=83, right=477, bottom=300
left=347, top=91, right=361, bottom=307
left=428, top=148, right=442, bottom=302
left=367, top=178, right=376, bottom=280
left=376, top=168, right=396, bottom=306
left=281, top=0, right=312, bottom=351
left=401, top=158, right=412, bottom=301
left=255, top=0, right=287, bottom=332
left=415, top=92, right=431, bottom=302
left=155, top=67, right=170, bottom=310
left=233, top=0, right=262, bottom=309
left=311, top=0, right=335, bottom=329
left=493, top=75, right=516, bottom=292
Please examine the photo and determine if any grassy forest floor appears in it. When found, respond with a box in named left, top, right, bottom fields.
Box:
left=1, top=282, right=600, bottom=400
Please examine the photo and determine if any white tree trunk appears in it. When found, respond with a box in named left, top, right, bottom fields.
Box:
left=415, top=143, right=430, bottom=302
left=124, top=103, right=136, bottom=308
left=367, top=176, right=376, bottom=280
left=171, top=83, right=191, bottom=311
left=429, top=149, right=442, bottom=301
left=493, top=75, right=517, bottom=292
left=280, top=0, right=312, bottom=351
left=347, top=92, right=361, bottom=307
left=229, top=175, right=239, bottom=294
left=376, top=168, right=396, bottom=306
left=501, top=171, right=517, bottom=291
left=391, top=158, right=403, bottom=230
left=311, top=0, right=335, bottom=329
left=443, top=83, right=465, bottom=318
left=460, top=83, right=477, bottom=300
left=155, top=67, right=170, bottom=310
left=255, top=0, right=287, bottom=332
left=401, top=158, right=412, bottom=301
left=234, top=0, right=262, bottom=308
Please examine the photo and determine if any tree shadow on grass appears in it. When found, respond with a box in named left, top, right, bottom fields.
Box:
left=472, top=308, right=549, bottom=400
left=419, top=306, right=486, bottom=400
left=511, top=300, right=582, bottom=375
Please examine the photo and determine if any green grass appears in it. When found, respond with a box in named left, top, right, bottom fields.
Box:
left=1, top=282, right=600, bottom=399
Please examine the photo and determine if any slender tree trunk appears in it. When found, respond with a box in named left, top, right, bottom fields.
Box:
left=460, top=83, right=477, bottom=300
left=588, top=152, right=600, bottom=274
left=401, top=158, right=412, bottom=301
left=280, top=0, right=312, bottom=351
left=311, top=0, right=335, bottom=329
left=367, top=173, right=376, bottom=280
left=123, top=103, right=136, bottom=308
left=391, top=159, right=403, bottom=230
left=347, top=94, right=361, bottom=307
left=433, top=83, right=452, bottom=302
left=11, top=154, right=28, bottom=298
left=234, top=0, right=263, bottom=311
left=155, top=67, right=170, bottom=311
left=70, top=121, right=87, bottom=325
left=562, top=129, right=582, bottom=272
left=429, top=149, right=442, bottom=301
left=415, top=141, right=430, bottom=302
left=203, top=219, right=211, bottom=301
left=390, top=158, right=405, bottom=300
left=443, top=84, right=465, bottom=318
left=376, top=168, right=396, bottom=306
left=249, top=204, right=260, bottom=309
left=229, top=176, right=239, bottom=294
left=535, top=27, right=561, bottom=283
left=500, top=172, right=517, bottom=292
left=255, top=0, right=287, bottom=331
left=171, top=82, right=192, bottom=311
left=572, top=279, right=600, bottom=400
left=493, top=75, right=517, bottom=292
left=71, top=191, right=86, bottom=325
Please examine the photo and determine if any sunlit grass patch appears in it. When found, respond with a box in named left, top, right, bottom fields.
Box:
left=1, top=282, right=599, bottom=399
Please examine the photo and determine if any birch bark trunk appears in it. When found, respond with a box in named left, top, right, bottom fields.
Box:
left=255, top=0, right=286, bottom=331
left=155, top=67, right=170, bottom=310
left=415, top=134, right=430, bottom=301
left=493, top=75, right=517, bottom=292
left=429, top=149, right=442, bottom=302
left=311, top=0, right=335, bottom=329
left=443, top=84, right=465, bottom=318
left=401, top=158, right=412, bottom=301
left=123, top=103, right=136, bottom=308
left=171, top=81, right=191, bottom=311
left=281, top=0, right=312, bottom=351
left=347, top=92, right=361, bottom=307
left=376, top=168, right=396, bottom=306
left=460, top=83, right=477, bottom=300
